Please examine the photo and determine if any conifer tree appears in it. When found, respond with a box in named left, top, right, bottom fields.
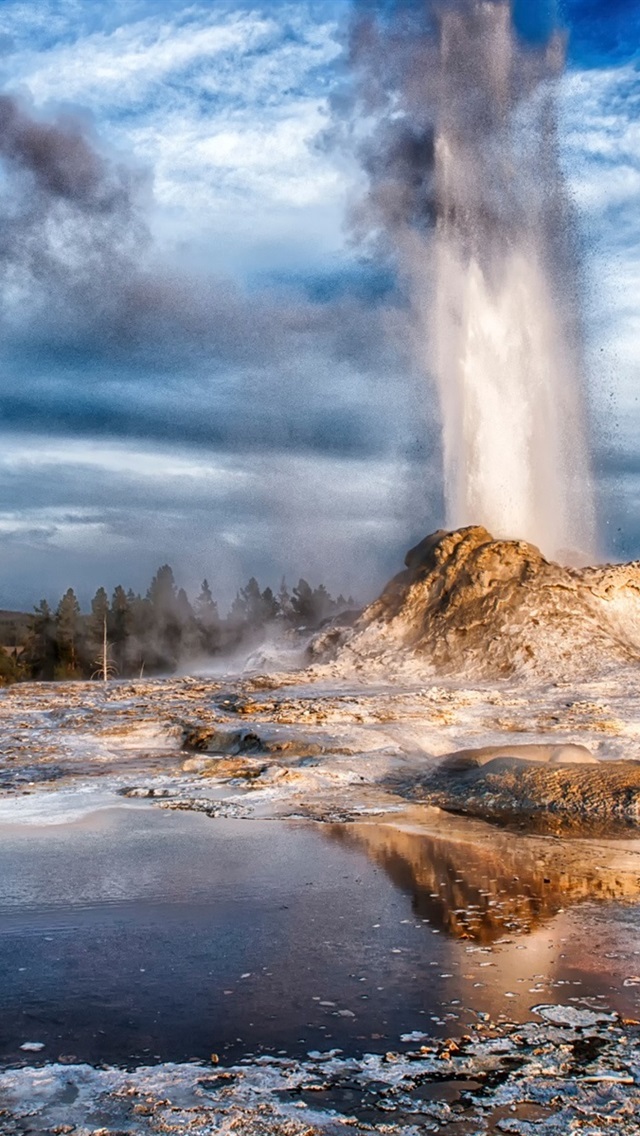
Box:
left=176, top=587, right=200, bottom=657
left=127, top=592, right=151, bottom=677
left=89, top=587, right=109, bottom=654
left=195, top=579, right=220, bottom=654
left=311, top=583, right=334, bottom=623
left=110, top=585, right=131, bottom=672
left=195, top=579, right=217, bottom=621
left=90, top=587, right=109, bottom=626
left=55, top=588, right=82, bottom=678
left=147, top=565, right=177, bottom=612
left=260, top=586, right=279, bottom=622
left=290, top=578, right=315, bottom=624
left=25, top=600, right=57, bottom=680
left=240, top=577, right=263, bottom=628
left=147, top=565, right=181, bottom=669
left=277, top=577, right=291, bottom=620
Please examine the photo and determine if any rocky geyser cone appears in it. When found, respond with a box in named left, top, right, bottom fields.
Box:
left=313, top=526, right=640, bottom=681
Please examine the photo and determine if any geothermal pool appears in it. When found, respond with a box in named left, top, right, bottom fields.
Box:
left=1, top=665, right=640, bottom=1136
left=1, top=803, right=640, bottom=1071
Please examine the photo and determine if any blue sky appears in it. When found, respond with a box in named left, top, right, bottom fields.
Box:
left=0, top=0, right=637, bottom=608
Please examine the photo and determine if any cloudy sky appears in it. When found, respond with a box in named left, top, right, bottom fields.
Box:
left=0, top=0, right=637, bottom=610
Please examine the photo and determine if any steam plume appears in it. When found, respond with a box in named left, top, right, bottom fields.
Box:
left=0, top=95, right=146, bottom=299
left=344, top=0, right=595, bottom=558
left=0, top=95, right=392, bottom=393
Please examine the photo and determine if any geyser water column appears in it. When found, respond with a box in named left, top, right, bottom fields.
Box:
left=346, top=0, right=595, bottom=560
left=433, top=1, right=594, bottom=557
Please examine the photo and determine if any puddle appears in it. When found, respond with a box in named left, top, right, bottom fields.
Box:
left=0, top=808, right=639, bottom=1071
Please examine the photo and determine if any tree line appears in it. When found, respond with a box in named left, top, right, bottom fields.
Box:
left=0, top=566, right=356, bottom=683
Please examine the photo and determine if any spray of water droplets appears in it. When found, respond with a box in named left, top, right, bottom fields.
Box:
left=345, top=0, right=595, bottom=559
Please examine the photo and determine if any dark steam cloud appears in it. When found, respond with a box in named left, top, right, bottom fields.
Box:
left=0, top=95, right=146, bottom=316
left=342, top=0, right=438, bottom=246
left=335, top=0, right=567, bottom=258
left=0, top=95, right=136, bottom=212
left=0, top=91, right=417, bottom=470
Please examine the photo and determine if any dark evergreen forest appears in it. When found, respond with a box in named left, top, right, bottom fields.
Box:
left=0, top=567, right=357, bottom=684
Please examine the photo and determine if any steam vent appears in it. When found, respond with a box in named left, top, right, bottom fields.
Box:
left=314, top=526, right=640, bottom=681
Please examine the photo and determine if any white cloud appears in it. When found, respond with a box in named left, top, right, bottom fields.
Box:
left=0, top=434, right=251, bottom=484
left=559, top=62, right=640, bottom=444
left=561, top=64, right=640, bottom=212
left=1, top=6, right=339, bottom=110
left=0, top=3, right=348, bottom=271
left=15, top=15, right=275, bottom=107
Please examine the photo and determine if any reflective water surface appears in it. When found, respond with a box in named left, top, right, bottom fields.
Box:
left=0, top=806, right=639, bottom=1068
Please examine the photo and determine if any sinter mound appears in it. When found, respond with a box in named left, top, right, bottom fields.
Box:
left=314, top=526, right=640, bottom=681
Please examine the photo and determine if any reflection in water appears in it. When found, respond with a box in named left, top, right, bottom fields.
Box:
left=326, top=822, right=640, bottom=945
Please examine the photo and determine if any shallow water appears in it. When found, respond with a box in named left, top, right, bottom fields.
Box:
left=0, top=805, right=639, bottom=1069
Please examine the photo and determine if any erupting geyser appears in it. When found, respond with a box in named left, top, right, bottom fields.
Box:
left=434, top=1, right=593, bottom=556
left=349, top=0, right=595, bottom=558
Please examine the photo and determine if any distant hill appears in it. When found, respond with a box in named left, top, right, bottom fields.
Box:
left=0, top=609, right=31, bottom=648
